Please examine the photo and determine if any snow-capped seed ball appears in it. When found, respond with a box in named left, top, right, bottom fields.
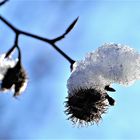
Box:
left=66, top=43, right=140, bottom=126
left=65, top=88, right=109, bottom=126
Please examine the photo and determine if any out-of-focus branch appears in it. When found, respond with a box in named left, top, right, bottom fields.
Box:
left=0, top=0, right=9, bottom=6
left=0, top=15, right=78, bottom=70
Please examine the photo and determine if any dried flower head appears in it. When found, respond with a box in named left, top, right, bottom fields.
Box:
left=0, top=46, right=28, bottom=97
left=65, top=88, right=109, bottom=126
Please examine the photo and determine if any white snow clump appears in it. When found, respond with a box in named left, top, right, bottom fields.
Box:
left=67, top=43, right=140, bottom=95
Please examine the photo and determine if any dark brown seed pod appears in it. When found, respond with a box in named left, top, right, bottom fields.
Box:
left=65, top=88, right=109, bottom=126
left=1, top=60, right=27, bottom=96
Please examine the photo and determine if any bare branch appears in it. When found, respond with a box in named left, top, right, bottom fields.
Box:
left=0, top=14, right=77, bottom=70
left=0, top=15, right=18, bottom=32
left=0, top=0, right=9, bottom=6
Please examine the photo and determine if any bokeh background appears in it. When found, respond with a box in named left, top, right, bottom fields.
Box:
left=0, top=0, right=140, bottom=139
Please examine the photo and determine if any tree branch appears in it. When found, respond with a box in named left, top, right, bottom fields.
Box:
left=0, top=0, right=9, bottom=6
left=0, top=15, right=78, bottom=70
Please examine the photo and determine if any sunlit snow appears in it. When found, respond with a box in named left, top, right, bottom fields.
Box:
left=67, top=43, right=140, bottom=95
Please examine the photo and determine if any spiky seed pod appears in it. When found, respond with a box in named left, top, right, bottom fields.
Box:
left=65, top=88, right=109, bottom=126
left=66, top=43, right=140, bottom=126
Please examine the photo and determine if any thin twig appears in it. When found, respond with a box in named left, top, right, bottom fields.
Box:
left=5, top=33, right=19, bottom=58
left=51, top=17, right=79, bottom=43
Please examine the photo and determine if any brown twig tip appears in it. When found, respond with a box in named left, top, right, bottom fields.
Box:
left=0, top=0, right=9, bottom=6
left=52, top=17, right=79, bottom=43
left=65, top=16, right=79, bottom=35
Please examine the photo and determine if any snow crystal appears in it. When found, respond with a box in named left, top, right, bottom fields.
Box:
left=67, top=43, right=140, bottom=95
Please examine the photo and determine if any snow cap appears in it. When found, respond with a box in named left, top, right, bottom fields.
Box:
left=67, top=43, right=140, bottom=95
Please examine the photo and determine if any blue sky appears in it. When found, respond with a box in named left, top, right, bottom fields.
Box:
left=1, top=0, right=140, bottom=139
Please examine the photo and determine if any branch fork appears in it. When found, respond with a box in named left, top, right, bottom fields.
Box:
left=0, top=14, right=78, bottom=71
